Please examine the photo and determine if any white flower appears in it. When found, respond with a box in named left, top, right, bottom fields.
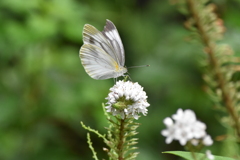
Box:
left=163, top=117, right=174, bottom=127
left=172, top=109, right=196, bottom=123
left=161, top=118, right=175, bottom=144
left=105, top=80, right=150, bottom=120
left=191, top=121, right=207, bottom=138
left=203, top=135, right=213, bottom=146
left=206, top=150, right=214, bottom=160
left=161, top=109, right=213, bottom=146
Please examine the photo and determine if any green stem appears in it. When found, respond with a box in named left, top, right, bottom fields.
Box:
left=186, top=0, right=240, bottom=138
left=117, top=118, right=125, bottom=160
left=185, top=142, right=198, bottom=160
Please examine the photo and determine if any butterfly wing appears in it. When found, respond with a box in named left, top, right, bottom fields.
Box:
left=80, top=44, right=120, bottom=80
left=80, top=20, right=127, bottom=80
left=102, top=19, right=125, bottom=66
left=82, top=23, right=121, bottom=65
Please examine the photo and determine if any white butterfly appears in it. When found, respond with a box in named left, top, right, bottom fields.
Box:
left=79, top=19, right=127, bottom=80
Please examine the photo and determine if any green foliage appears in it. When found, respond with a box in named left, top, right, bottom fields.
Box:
left=1, top=0, right=240, bottom=159
left=81, top=104, right=140, bottom=160
left=87, top=133, right=99, bottom=160
left=107, top=117, right=139, bottom=160
left=163, top=151, right=236, bottom=160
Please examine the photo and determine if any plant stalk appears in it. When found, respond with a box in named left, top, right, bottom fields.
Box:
left=117, top=118, right=125, bottom=160
left=187, top=0, right=240, bottom=137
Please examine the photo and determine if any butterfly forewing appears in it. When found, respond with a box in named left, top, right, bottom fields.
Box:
left=83, top=24, right=120, bottom=64
left=102, top=20, right=125, bottom=66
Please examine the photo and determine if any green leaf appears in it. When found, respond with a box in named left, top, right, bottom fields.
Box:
left=163, top=151, right=236, bottom=160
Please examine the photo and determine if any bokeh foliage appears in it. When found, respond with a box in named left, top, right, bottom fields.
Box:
left=1, top=0, right=240, bottom=159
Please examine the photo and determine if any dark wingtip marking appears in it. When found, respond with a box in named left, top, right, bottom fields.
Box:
left=104, top=19, right=116, bottom=32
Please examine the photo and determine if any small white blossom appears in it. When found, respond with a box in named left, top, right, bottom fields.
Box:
left=206, top=150, right=214, bottom=160
left=163, top=117, right=174, bottom=127
left=203, top=135, right=213, bottom=146
left=161, top=109, right=213, bottom=146
left=105, top=80, right=150, bottom=120
left=161, top=117, right=175, bottom=144
left=191, top=121, right=206, bottom=139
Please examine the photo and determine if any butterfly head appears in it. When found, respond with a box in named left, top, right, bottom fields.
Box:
left=114, top=65, right=127, bottom=78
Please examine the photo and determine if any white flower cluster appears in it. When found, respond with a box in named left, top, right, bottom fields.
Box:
left=161, top=109, right=213, bottom=146
left=105, top=80, right=150, bottom=120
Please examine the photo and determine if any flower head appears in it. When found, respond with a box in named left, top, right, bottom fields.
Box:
left=161, top=109, right=213, bottom=146
left=105, top=80, right=150, bottom=120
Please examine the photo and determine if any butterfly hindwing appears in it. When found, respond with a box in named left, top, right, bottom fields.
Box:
left=80, top=44, right=119, bottom=80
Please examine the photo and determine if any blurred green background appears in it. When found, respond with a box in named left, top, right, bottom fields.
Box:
left=1, top=0, right=240, bottom=159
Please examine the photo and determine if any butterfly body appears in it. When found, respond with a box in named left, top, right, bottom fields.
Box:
left=80, top=20, right=127, bottom=80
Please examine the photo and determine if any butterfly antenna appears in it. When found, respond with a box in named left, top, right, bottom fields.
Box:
left=127, top=65, right=150, bottom=69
